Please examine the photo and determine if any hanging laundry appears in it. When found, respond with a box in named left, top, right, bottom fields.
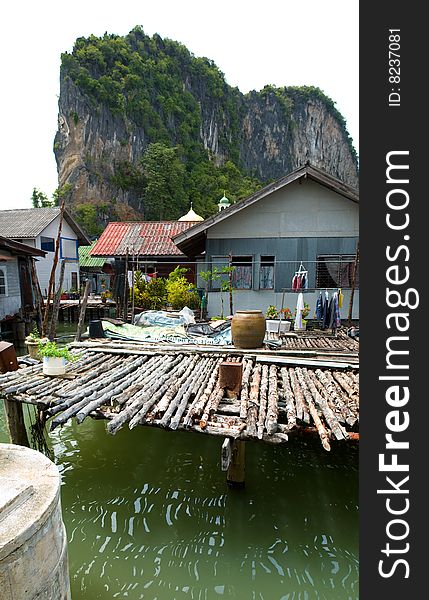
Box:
left=315, top=292, right=323, bottom=320
left=322, top=291, right=331, bottom=330
left=328, top=292, right=341, bottom=331
left=295, top=292, right=305, bottom=330
left=292, top=274, right=298, bottom=290
left=338, top=288, right=344, bottom=308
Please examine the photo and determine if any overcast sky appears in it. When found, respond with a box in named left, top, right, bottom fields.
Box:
left=1, top=0, right=358, bottom=210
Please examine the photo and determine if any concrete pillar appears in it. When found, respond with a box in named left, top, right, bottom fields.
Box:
left=0, top=443, right=71, bottom=599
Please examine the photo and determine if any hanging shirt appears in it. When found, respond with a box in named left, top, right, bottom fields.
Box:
left=328, top=292, right=341, bottom=330
left=338, top=288, right=344, bottom=308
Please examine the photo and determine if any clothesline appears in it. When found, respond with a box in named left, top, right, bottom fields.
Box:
left=280, top=287, right=343, bottom=291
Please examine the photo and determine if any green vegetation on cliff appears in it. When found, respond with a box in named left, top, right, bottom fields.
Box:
left=59, top=26, right=357, bottom=226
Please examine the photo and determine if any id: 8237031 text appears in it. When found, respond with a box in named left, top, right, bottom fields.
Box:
left=388, top=29, right=401, bottom=107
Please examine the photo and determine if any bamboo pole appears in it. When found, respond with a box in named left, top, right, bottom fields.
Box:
left=29, top=257, right=44, bottom=329
left=246, top=364, right=261, bottom=437
left=42, top=200, right=65, bottom=336
left=257, top=364, right=269, bottom=439
left=239, top=359, right=253, bottom=420
left=75, top=279, right=91, bottom=341
left=265, top=365, right=279, bottom=435
left=49, top=259, right=66, bottom=340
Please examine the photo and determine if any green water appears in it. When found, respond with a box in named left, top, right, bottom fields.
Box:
left=0, top=403, right=358, bottom=600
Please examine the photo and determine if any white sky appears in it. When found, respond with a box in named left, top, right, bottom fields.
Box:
left=0, top=0, right=358, bottom=211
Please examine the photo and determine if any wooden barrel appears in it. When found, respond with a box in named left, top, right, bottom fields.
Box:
left=231, top=310, right=266, bottom=348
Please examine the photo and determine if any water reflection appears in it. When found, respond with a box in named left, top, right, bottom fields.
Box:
left=42, top=417, right=358, bottom=600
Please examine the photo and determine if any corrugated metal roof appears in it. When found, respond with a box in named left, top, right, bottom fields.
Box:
left=90, top=221, right=194, bottom=257
left=78, top=242, right=106, bottom=267
left=0, top=236, right=46, bottom=257
left=0, top=208, right=91, bottom=244
left=0, top=208, right=61, bottom=237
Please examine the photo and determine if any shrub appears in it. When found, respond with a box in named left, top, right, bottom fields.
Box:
left=266, top=305, right=279, bottom=319
left=37, top=341, right=76, bottom=362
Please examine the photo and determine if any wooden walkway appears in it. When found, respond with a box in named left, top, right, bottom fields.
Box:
left=0, top=342, right=359, bottom=452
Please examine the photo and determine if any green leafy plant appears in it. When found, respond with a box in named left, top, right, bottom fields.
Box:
left=266, top=305, right=279, bottom=319
left=37, top=341, right=76, bottom=362
left=29, top=325, right=41, bottom=339
left=294, top=302, right=310, bottom=319
left=166, top=269, right=200, bottom=310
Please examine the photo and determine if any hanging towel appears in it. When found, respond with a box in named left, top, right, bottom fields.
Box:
left=292, top=274, right=298, bottom=290
left=323, top=292, right=331, bottom=330
left=295, top=292, right=305, bottom=329
left=303, top=273, right=308, bottom=289
left=334, top=293, right=341, bottom=329
left=315, top=292, right=323, bottom=320
left=338, top=288, right=344, bottom=308
left=328, top=292, right=341, bottom=331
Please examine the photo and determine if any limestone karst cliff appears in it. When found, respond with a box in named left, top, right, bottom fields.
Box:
left=54, top=27, right=358, bottom=232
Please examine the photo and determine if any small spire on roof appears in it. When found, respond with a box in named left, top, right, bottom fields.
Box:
left=178, top=202, right=204, bottom=222
left=218, top=191, right=231, bottom=212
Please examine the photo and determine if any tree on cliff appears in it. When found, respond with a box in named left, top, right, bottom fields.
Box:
left=141, top=143, right=187, bottom=221
left=31, top=188, right=54, bottom=208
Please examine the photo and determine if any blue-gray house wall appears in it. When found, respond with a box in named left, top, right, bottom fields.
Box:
left=194, top=177, right=359, bottom=319
left=205, top=236, right=359, bottom=293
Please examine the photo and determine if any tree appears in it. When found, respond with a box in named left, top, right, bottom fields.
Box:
left=141, top=142, right=186, bottom=220
left=31, top=188, right=54, bottom=208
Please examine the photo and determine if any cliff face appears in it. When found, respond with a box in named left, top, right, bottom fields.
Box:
left=54, top=29, right=358, bottom=226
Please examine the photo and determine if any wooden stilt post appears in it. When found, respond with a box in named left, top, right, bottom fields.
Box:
left=0, top=341, right=29, bottom=447
left=3, top=399, right=30, bottom=447
left=226, top=439, right=245, bottom=488
left=74, top=279, right=91, bottom=342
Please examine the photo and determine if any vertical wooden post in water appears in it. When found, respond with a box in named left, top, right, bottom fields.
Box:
left=0, top=342, right=29, bottom=447
left=227, top=440, right=246, bottom=488
left=75, top=279, right=91, bottom=341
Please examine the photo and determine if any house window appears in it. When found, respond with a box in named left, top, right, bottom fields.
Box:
left=231, top=256, right=253, bottom=290
left=60, top=237, right=78, bottom=260
left=316, top=254, right=359, bottom=289
left=0, top=267, right=7, bottom=295
left=259, top=256, right=275, bottom=290
left=41, top=236, right=55, bottom=252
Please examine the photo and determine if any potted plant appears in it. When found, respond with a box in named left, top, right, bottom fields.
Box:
left=266, top=305, right=292, bottom=333
left=25, top=326, right=48, bottom=360
left=38, top=340, right=76, bottom=376
left=60, top=290, right=68, bottom=300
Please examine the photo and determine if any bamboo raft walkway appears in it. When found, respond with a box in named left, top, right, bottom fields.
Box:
left=0, top=342, right=359, bottom=452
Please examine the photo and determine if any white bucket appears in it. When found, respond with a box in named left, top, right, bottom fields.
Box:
left=266, top=320, right=291, bottom=333
left=43, top=356, right=66, bottom=376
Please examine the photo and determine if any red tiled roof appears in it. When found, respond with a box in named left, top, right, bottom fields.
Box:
left=90, top=221, right=196, bottom=257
